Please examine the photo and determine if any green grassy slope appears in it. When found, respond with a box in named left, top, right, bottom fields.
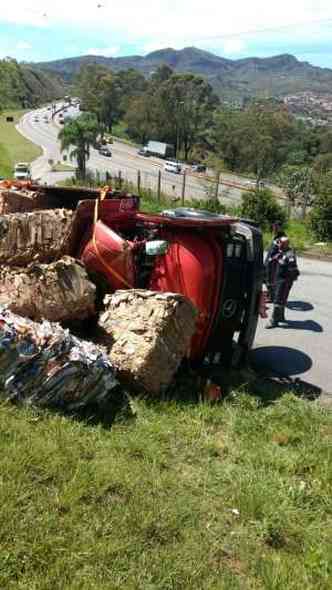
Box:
left=0, top=111, right=42, bottom=178
left=0, top=393, right=331, bottom=589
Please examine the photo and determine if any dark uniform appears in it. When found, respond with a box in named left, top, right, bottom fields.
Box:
left=267, top=246, right=300, bottom=327
left=264, top=229, right=287, bottom=301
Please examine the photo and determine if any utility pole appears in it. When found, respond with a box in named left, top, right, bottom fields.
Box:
left=181, top=170, right=186, bottom=206
left=214, top=172, right=221, bottom=202
left=157, top=170, right=162, bottom=203
left=137, top=170, right=141, bottom=194
left=301, top=168, right=312, bottom=220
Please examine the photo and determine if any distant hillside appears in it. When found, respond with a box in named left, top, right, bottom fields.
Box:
left=0, top=58, right=66, bottom=109
left=35, top=47, right=332, bottom=100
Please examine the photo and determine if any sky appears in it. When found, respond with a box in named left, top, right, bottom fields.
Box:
left=1, top=0, right=332, bottom=67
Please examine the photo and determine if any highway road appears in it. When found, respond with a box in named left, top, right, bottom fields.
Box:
left=17, top=104, right=275, bottom=205
left=252, top=255, right=332, bottom=401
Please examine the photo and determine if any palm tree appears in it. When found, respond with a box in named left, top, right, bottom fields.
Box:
left=59, top=113, right=100, bottom=179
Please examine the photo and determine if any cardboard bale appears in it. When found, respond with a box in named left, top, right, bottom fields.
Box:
left=0, top=208, right=73, bottom=266
left=0, top=256, right=96, bottom=322
left=0, top=188, right=60, bottom=215
left=99, top=289, right=197, bottom=395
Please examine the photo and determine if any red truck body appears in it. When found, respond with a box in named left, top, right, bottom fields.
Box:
left=68, top=193, right=264, bottom=366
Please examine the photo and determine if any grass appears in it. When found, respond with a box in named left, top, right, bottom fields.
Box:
left=0, top=111, right=42, bottom=178
left=263, top=220, right=332, bottom=257
left=0, top=392, right=331, bottom=589
left=112, top=121, right=139, bottom=146
left=51, top=162, right=75, bottom=173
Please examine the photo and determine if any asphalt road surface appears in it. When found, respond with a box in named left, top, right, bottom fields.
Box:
left=252, top=256, right=332, bottom=400
left=17, top=105, right=282, bottom=204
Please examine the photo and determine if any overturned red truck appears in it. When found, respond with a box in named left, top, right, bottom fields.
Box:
left=0, top=182, right=265, bottom=369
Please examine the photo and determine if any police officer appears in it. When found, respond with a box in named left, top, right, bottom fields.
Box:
left=264, top=221, right=287, bottom=302
left=266, top=236, right=300, bottom=329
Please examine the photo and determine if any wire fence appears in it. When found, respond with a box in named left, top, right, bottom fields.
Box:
left=85, top=166, right=258, bottom=209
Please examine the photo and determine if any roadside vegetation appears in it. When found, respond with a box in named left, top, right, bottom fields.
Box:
left=0, top=111, right=42, bottom=178
left=0, top=57, right=65, bottom=111
left=0, top=391, right=331, bottom=590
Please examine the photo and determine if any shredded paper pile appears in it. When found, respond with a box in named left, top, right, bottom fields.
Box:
left=0, top=307, right=119, bottom=412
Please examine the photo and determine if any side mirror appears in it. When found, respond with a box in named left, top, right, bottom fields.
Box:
left=145, top=240, right=169, bottom=256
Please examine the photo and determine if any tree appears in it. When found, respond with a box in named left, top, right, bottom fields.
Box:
left=75, top=65, right=147, bottom=132
left=213, top=103, right=295, bottom=181
left=75, top=65, right=122, bottom=131
left=309, top=173, right=332, bottom=241
left=280, top=167, right=314, bottom=218
left=125, top=94, right=156, bottom=144
left=59, top=113, right=100, bottom=179
left=240, top=188, right=286, bottom=230
left=151, top=64, right=173, bottom=84
left=153, top=73, right=219, bottom=158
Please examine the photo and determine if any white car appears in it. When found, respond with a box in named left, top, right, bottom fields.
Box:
left=244, top=180, right=265, bottom=189
left=164, top=161, right=182, bottom=174
left=14, top=162, right=31, bottom=181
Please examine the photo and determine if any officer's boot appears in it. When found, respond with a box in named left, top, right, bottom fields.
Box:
left=279, top=305, right=286, bottom=323
left=265, top=304, right=283, bottom=329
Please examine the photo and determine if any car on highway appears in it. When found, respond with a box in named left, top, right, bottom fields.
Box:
left=164, top=161, right=182, bottom=174
left=98, top=147, right=112, bottom=157
left=137, top=147, right=150, bottom=157
left=191, top=163, right=207, bottom=173
left=13, top=162, right=31, bottom=181
left=244, top=180, right=265, bottom=189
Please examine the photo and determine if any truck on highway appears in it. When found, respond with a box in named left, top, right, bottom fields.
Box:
left=13, top=162, right=31, bottom=181
left=143, top=141, right=174, bottom=159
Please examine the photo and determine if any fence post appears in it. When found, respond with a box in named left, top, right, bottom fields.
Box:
left=214, top=172, right=221, bottom=201
left=181, top=170, right=186, bottom=206
left=137, top=170, right=141, bottom=194
left=157, top=170, right=162, bottom=203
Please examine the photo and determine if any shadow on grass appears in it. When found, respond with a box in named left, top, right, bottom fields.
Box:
left=248, top=375, right=322, bottom=405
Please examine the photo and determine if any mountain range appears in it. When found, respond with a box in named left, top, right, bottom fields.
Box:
left=34, top=47, right=332, bottom=100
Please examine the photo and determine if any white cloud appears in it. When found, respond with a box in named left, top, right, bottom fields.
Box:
left=87, top=46, right=120, bottom=57
left=222, top=39, right=246, bottom=55
left=1, top=1, right=332, bottom=50
left=16, top=41, right=32, bottom=50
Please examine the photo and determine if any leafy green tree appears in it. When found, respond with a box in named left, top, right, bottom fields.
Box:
left=59, top=113, right=100, bottom=179
left=153, top=73, right=219, bottom=158
left=125, top=94, right=156, bottom=144
left=240, top=188, right=286, bottom=230
left=75, top=65, right=122, bottom=131
left=75, top=65, right=147, bottom=132
left=213, top=104, right=295, bottom=181
left=309, top=173, right=332, bottom=240
left=151, top=64, right=173, bottom=84
left=280, top=168, right=314, bottom=218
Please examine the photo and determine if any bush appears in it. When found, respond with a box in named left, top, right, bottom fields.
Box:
left=240, top=188, right=287, bottom=230
left=309, top=192, right=332, bottom=241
